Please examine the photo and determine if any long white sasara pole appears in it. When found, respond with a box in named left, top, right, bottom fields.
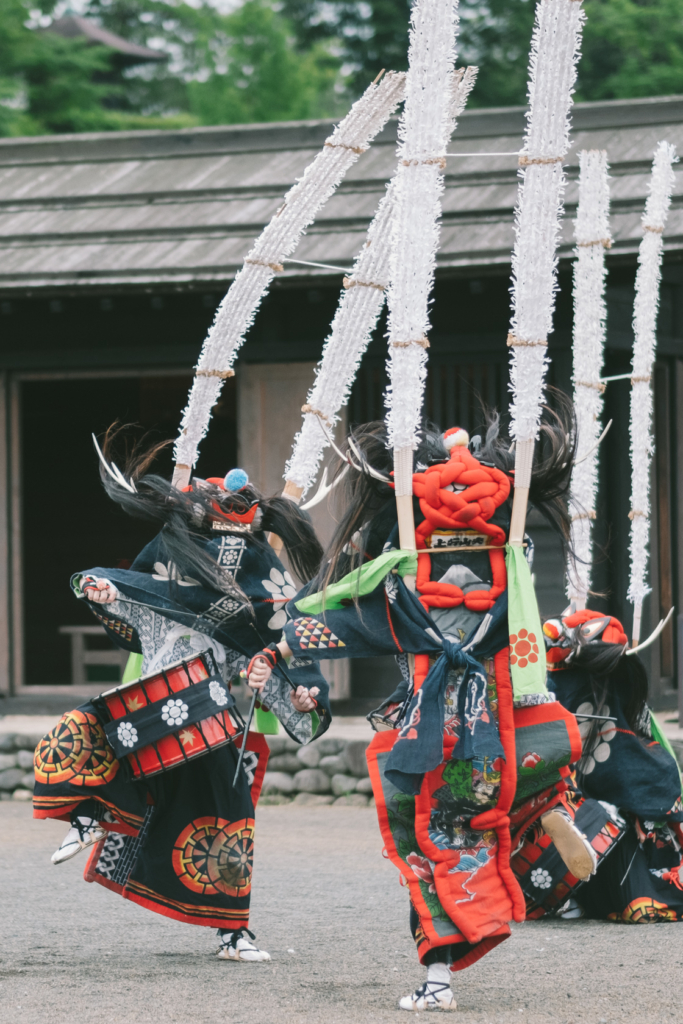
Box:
left=385, top=0, right=459, bottom=576
left=507, top=0, right=585, bottom=547
left=567, top=150, right=611, bottom=609
left=284, top=67, right=478, bottom=502
left=171, top=72, right=406, bottom=488
left=628, top=141, right=678, bottom=645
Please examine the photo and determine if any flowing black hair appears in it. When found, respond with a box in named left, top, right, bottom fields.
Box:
left=571, top=641, right=649, bottom=731
left=570, top=640, right=649, bottom=778
left=99, top=425, right=323, bottom=587
left=315, top=389, right=577, bottom=590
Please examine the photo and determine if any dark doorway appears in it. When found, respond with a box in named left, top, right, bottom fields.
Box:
left=21, top=373, right=238, bottom=685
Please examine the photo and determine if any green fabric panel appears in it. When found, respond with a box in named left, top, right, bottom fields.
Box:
left=294, top=550, right=419, bottom=614
left=310, top=710, right=320, bottom=737
left=505, top=544, right=548, bottom=700
left=650, top=711, right=683, bottom=783
left=122, top=653, right=144, bottom=685
left=254, top=706, right=280, bottom=734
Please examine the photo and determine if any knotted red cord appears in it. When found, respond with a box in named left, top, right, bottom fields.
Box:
left=412, top=444, right=511, bottom=615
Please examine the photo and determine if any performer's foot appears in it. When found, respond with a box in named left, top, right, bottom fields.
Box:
left=540, top=808, right=597, bottom=881
left=216, top=928, right=271, bottom=962
left=51, top=817, right=107, bottom=865
left=399, top=982, right=457, bottom=1011
left=558, top=897, right=585, bottom=920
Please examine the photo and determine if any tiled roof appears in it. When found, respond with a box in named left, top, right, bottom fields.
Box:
left=1, top=94, right=682, bottom=292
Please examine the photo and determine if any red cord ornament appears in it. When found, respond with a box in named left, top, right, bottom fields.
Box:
left=412, top=434, right=511, bottom=615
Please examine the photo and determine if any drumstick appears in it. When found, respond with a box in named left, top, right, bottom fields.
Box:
left=233, top=685, right=259, bottom=786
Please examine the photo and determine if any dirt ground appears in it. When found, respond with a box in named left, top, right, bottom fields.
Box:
left=1, top=802, right=680, bottom=1024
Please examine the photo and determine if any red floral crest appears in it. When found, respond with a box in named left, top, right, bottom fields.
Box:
left=509, top=628, right=540, bottom=668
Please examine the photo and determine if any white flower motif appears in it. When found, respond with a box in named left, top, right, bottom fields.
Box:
left=209, top=680, right=229, bottom=707
left=576, top=701, right=616, bottom=775
left=384, top=572, right=399, bottom=604
left=117, top=722, right=138, bottom=748
left=262, top=566, right=297, bottom=631
left=530, top=867, right=552, bottom=890
left=161, top=698, right=189, bottom=727
left=152, top=561, right=200, bottom=587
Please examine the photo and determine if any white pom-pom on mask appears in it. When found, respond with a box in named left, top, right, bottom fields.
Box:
left=442, top=428, right=469, bottom=450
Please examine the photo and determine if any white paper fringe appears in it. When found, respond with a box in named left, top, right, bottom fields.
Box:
left=173, top=72, right=406, bottom=470
left=285, top=67, right=477, bottom=494
left=627, top=141, right=678, bottom=625
left=384, top=0, right=459, bottom=455
left=567, top=150, right=611, bottom=605
left=508, top=0, right=585, bottom=448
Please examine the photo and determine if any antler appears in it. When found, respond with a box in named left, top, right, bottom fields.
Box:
left=300, top=465, right=349, bottom=510
left=92, top=434, right=137, bottom=494
left=625, top=606, right=675, bottom=656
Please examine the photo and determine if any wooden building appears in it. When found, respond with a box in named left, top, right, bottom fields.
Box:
left=0, top=94, right=682, bottom=712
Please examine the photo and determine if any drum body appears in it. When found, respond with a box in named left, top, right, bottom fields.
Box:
left=511, top=796, right=626, bottom=917
left=94, top=652, right=245, bottom=779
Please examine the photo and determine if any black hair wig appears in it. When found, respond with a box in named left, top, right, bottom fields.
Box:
left=99, top=426, right=323, bottom=587
left=315, top=388, right=577, bottom=591
left=572, top=640, right=649, bottom=734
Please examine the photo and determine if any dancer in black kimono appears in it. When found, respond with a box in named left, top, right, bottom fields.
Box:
left=522, top=607, right=683, bottom=923
left=34, top=442, right=329, bottom=961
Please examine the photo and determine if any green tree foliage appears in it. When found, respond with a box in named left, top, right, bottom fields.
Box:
left=185, top=0, right=340, bottom=124
left=580, top=0, right=683, bottom=101
left=3, top=0, right=683, bottom=137
left=0, top=0, right=343, bottom=136
left=85, top=0, right=342, bottom=122
left=0, top=0, right=112, bottom=134
left=282, top=0, right=683, bottom=108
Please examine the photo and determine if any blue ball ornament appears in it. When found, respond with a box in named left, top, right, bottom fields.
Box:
left=224, top=468, right=249, bottom=492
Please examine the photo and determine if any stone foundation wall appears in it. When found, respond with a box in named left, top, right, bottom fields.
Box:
left=0, top=733, right=41, bottom=801
left=0, top=731, right=374, bottom=807
left=261, top=735, right=373, bottom=806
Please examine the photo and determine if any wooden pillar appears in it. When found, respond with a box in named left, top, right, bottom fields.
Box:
left=8, top=374, right=22, bottom=694
left=237, top=362, right=347, bottom=551
left=238, top=361, right=350, bottom=699
left=0, top=373, right=9, bottom=695
left=676, top=360, right=683, bottom=722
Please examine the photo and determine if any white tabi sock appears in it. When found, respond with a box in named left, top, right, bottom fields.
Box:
left=427, top=962, right=451, bottom=985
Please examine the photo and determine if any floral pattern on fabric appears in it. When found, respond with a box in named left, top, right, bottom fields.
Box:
left=261, top=567, right=297, bottom=631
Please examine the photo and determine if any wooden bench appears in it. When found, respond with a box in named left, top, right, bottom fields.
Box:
left=59, top=626, right=130, bottom=687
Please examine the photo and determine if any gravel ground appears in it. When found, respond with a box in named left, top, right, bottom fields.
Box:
left=1, top=802, right=680, bottom=1024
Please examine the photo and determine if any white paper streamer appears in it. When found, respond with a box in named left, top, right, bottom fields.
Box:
left=508, top=0, right=585, bottom=495
left=384, top=0, right=460, bottom=471
left=172, top=72, right=406, bottom=478
left=285, top=67, right=477, bottom=495
left=567, top=150, right=611, bottom=606
left=628, top=141, right=678, bottom=643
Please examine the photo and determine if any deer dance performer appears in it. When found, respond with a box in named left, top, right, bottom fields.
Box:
left=34, top=437, right=328, bottom=962
left=248, top=407, right=595, bottom=1010
left=526, top=609, right=683, bottom=924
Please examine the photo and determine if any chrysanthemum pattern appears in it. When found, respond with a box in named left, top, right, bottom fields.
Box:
left=161, top=698, right=189, bottom=727
left=530, top=867, right=552, bottom=890
left=117, top=722, right=138, bottom=748
left=209, top=680, right=229, bottom=707
left=261, top=567, right=297, bottom=631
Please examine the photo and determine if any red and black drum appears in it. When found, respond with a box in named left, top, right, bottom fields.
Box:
left=511, top=796, right=626, bottom=917
left=93, top=651, right=245, bottom=779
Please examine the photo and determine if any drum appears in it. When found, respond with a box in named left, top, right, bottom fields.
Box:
left=511, top=796, right=626, bottom=917
left=93, top=651, right=245, bottom=779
